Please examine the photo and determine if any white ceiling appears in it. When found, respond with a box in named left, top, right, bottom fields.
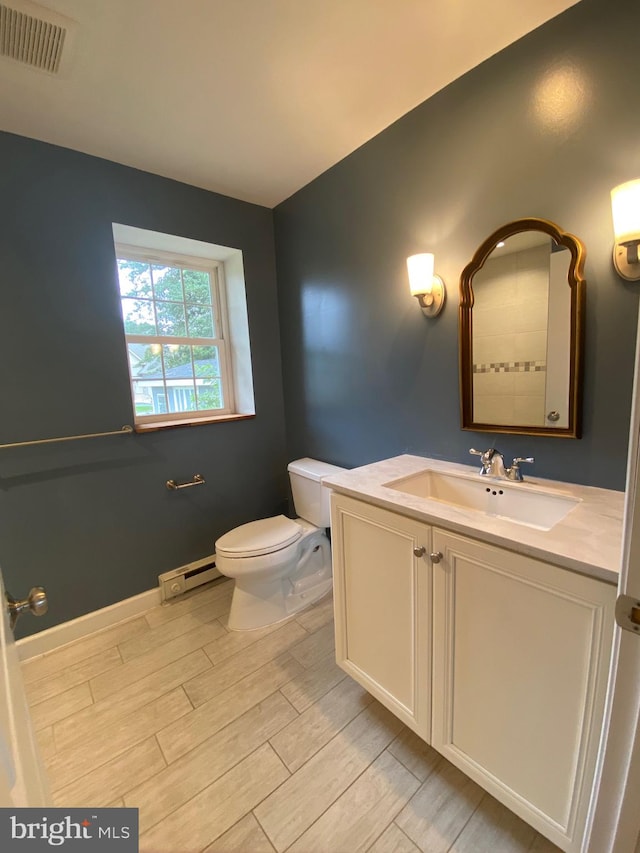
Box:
left=0, top=0, right=578, bottom=208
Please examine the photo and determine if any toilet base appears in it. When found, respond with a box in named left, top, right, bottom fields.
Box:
left=226, top=535, right=332, bottom=631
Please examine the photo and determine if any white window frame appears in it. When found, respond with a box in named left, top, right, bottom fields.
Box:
left=115, top=243, right=237, bottom=426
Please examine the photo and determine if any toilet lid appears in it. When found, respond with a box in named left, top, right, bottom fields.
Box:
left=215, top=515, right=303, bottom=557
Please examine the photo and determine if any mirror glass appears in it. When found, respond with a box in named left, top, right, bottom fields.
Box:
left=459, top=218, right=585, bottom=438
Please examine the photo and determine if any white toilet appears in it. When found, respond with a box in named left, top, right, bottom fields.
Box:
left=215, top=458, right=346, bottom=631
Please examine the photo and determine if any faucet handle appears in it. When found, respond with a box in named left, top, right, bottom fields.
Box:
left=470, top=448, right=498, bottom=459
left=507, top=456, right=534, bottom=482
left=470, top=447, right=500, bottom=462
left=470, top=447, right=502, bottom=476
left=469, top=448, right=485, bottom=474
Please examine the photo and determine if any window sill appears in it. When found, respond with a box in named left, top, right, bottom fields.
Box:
left=134, top=413, right=255, bottom=433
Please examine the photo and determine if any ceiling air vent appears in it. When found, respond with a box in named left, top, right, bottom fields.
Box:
left=0, top=0, right=77, bottom=75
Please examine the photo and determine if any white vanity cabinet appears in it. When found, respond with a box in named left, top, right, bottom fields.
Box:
left=330, top=494, right=432, bottom=738
left=431, top=529, right=615, bottom=852
left=330, top=492, right=617, bottom=853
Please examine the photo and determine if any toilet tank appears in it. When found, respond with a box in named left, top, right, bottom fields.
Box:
left=288, top=458, right=346, bottom=527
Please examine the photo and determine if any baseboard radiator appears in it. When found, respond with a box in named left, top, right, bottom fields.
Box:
left=159, top=554, right=221, bottom=602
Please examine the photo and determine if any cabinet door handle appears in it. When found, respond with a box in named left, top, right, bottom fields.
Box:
left=430, top=551, right=443, bottom=563
left=413, top=546, right=426, bottom=557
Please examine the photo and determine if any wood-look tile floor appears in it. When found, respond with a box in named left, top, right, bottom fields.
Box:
left=22, top=579, right=562, bottom=853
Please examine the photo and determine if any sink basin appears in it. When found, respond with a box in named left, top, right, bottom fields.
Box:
left=384, top=469, right=580, bottom=531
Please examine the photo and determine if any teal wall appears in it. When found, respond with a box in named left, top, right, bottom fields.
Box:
left=0, top=134, right=287, bottom=637
left=3, top=0, right=639, bottom=635
left=274, top=0, right=640, bottom=491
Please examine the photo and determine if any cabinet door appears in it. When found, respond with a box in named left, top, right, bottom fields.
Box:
left=331, top=494, right=431, bottom=739
left=432, top=528, right=615, bottom=853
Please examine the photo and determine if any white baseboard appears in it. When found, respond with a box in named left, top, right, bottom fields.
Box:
left=16, top=587, right=161, bottom=662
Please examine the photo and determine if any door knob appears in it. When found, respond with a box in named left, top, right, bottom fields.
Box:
left=5, top=587, right=48, bottom=630
left=413, top=546, right=426, bottom=557
left=430, top=552, right=443, bottom=563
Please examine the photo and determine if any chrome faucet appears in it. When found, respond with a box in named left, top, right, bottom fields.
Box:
left=470, top=447, right=506, bottom=477
left=469, top=448, right=535, bottom=482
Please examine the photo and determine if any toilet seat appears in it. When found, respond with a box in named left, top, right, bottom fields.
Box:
left=215, top=515, right=302, bottom=559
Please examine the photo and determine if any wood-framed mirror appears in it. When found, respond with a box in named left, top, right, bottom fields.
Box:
left=459, top=218, right=585, bottom=438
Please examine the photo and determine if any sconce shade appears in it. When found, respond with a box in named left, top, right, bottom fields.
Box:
left=611, top=180, right=640, bottom=242
left=406, top=252, right=445, bottom=317
left=611, top=179, right=640, bottom=280
left=407, top=253, right=435, bottom=296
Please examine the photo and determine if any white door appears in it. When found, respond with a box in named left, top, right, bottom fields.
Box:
left=432, top=528, right=615, bottom=852
left=0, top=570, right=50, bottom=807
left=584, top=303, right=640, bottom=853
left=331, top=494, right=432, bottom=739
left=544, top=249, right=572, bottom=429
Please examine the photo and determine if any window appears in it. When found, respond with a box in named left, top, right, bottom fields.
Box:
left=113, top=224, right=255, bottom=431
left=116, top=245, right=236, bottom=426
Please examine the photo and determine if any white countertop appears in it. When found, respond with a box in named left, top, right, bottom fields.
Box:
left=323, top=455, right=624, bottom=585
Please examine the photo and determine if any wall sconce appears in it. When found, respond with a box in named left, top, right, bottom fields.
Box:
left=406, top=253, right=446, bottom=317
left=611, top=179, right=640, bottom=281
